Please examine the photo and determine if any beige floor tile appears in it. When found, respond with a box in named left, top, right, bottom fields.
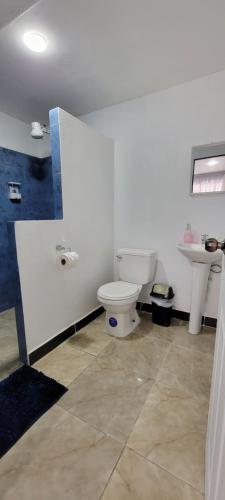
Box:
left=135, top=313, right=178, bottom=343
left=0, top=359, right=22, bottom=382
left=128, top=382, right=208, bottom=492
left=157, top=344, right=213, bottom=400
left=59, top=358, right=154, bottom=442
left=102, top=447, right=203, bottom=500
left=172, top=324, right=216, bottom=355
left=67, top=314, right=112, bottom=355
left=0, top=308, right=16, bottom=328
left=0, top=405, right=122, bottom=500
left=34, top=342, right=94, bottom=386
left=0, top=335, right=19, bottom=359
left=0, top=309, right=20, bottom=381
left=98, top=334, right=170, bottom=382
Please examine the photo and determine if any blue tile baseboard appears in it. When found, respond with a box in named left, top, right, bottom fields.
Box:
left=29, top=306, right=104, bottom=364
left=204, top=316, right=217, bottom=328
left=137, top=302, right=217, bottom=328
left=29, top=303, right=216, bottom=365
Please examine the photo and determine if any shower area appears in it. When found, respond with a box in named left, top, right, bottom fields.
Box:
left=0, top=146, right=54, bottom=380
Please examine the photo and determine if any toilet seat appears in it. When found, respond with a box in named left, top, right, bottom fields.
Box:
left=98, top=281, right=141, bottom=301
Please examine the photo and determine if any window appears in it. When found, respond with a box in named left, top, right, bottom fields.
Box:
left=191, top=143, right=225, bottom=194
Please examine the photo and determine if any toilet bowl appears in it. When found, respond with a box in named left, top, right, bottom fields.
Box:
left=97, top=248, right=156, bottom=338
left=97, top=281, right=142, bottom=337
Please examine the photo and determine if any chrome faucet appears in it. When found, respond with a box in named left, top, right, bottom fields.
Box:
left=201, top=234, right=208, bottom=245
left=205, top=238, right=225, bottom=253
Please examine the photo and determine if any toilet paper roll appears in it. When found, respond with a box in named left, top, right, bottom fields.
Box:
left=57, top=251, right=79, bottom=269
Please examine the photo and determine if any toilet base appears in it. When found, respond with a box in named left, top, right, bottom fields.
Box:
left=105, top=305, right=140, bottom=338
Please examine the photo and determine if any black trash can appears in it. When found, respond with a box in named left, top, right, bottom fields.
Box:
left=151, top=297, right=173, bottom=327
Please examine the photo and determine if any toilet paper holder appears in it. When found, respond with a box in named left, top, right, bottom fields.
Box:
left=56, top=244, right=72, bottom=252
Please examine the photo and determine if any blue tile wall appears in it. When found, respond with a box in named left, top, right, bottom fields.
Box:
left=0, top=147, right=54, bottom=312
left=7, top=222, right=28, bottom=363
left=49, top=108, right=63, bottom=219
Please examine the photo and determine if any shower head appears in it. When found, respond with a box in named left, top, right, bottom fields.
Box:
left=31, top=122, right=43, bottom=139
left=31, top=122, right=50, bottom=139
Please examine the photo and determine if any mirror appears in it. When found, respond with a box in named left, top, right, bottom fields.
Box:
left=0, top=145, right=53, bottom=378
left=0, top=309, right=20, bottom=381
left=191, top=143, right=225, bottom=194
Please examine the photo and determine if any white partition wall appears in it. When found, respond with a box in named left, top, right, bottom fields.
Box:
left=15, top=108, right=114, bottom=354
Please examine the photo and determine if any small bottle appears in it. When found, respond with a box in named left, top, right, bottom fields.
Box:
left=184, top=223, right=193, bottom=243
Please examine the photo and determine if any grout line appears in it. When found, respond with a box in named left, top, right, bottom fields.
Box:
left=66, top=339, right=112, bottom=358
left=126, top=446, right=204, bottom=495
left=119, top=346, right=173, bottom=448
left=64, top=361, right=96, bottom=389
left=54, top=403, right=127, bottom=500
left=59, top=403, right=128, bottom=449
left=155, top=342, right=173, bottom=378
left=56, top=404, right=112, bottom=439
left=63, top=343, right=116, bottom=390
left=98, top=445, right=126, bottom=500
left=170, top=340, right=215, bottom=359
left=65, top=343, right=98, bottom=357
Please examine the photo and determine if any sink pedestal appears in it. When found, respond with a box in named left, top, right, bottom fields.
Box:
left=189, top=262, right=210, bottom=334
left=177, top=243, right=222, bottom=335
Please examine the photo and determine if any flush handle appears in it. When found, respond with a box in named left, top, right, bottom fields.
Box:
left=205, top=238, right=225, bottom=253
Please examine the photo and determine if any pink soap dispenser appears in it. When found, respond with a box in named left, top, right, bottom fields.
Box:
left=184, top=223, right=193, bottom=243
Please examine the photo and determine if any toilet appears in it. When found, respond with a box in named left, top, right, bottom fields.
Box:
left=97, top=248, right=156, bottom=337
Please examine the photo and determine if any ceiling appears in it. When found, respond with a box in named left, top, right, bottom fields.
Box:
left=0, top=0, right=39, bottom=30
left=1, top=0, right=225, bottom=123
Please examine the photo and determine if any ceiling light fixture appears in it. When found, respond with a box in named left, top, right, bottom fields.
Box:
left=207, top=158, right=219, bottom=167
left=23, top=31, right=48, bottom=53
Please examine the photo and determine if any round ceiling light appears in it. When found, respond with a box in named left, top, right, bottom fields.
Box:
left=23, top=31, right=48, bottom=53
left=207, top=159, right=219, bottom=167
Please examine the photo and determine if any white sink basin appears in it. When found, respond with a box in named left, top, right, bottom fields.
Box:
left=177, top=243, right=222, bottom=264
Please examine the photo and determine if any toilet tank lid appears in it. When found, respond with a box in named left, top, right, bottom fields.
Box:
left=118, top=248, right=156, bottom=257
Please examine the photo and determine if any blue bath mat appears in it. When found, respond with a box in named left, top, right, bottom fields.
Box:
left=0, top=365, right=67, bottom=457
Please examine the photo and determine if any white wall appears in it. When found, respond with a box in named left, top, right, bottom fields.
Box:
left=15, top=108, right=114, bottom=353
left=0, top=111, right=51, bottom=157
left=81, top=70, right=225, bottom=318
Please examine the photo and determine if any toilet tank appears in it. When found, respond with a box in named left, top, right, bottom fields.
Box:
left=117, top=248, right=156, bottom=284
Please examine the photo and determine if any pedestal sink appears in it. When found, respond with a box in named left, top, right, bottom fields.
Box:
left=177, top=243, right=222, bottom=334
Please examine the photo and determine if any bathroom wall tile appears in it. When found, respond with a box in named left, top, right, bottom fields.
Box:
left=102, top=447, right=203, bottom=500
left=52, top=173, right=63, bottom=219
left=157, top=344, right=213, bottom=400
left=0, top=405, right=122, bottom=500
left=49, top=107, right=59, bottom=127
left=7, top=223, right=28, bottom=364
left=59, top=357, right=154, bottom=442
left=68, top=314, right=112, bottom=355
left=34, top=342, right=94, bottom=386
left=50, top=125, right=61, bottom=174
left=49, top=108, right=61, bottom=174
left=128, top=382, right=208, bottom=492
left=0, top=147, right=54, bottom=311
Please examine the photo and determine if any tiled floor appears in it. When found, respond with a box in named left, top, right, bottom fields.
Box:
left=0, top=312, right=215, bottom=499
left=0, top=308, right=21, bottom=381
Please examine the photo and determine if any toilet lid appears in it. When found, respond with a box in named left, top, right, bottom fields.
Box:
left=98, top=281, right=140, bottom=300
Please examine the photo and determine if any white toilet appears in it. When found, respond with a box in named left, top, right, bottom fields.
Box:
left=97, top=248, right=156, bottom=337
